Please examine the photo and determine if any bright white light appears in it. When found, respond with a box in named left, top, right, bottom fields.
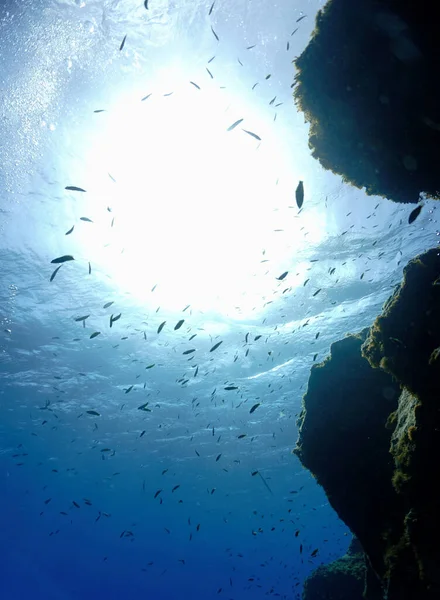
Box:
left=80, top=77, right=327, bottom=317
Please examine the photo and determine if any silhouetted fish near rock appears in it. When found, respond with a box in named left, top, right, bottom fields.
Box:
left=408, top=204, right=423, bottom=224
left=295, top=181, right=304, bottom=209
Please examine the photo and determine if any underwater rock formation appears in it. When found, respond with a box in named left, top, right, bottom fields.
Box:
left=362, top=248, right=440, bottom=598
left=296, top=248, right=440, bottom=599
left=302, top=537, right=365, bottom=600
left=293, top=0, right=440, bottom=204
left=294, top=328, right=401, bottom=597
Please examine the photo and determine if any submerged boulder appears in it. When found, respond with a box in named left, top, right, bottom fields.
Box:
left=295, top=248, right=440, bottom=599
left=293, top=0, right=440, bottom=204
left=294, top=328, right=401, bottom=595
left=302, top=538, right=365, bottom=600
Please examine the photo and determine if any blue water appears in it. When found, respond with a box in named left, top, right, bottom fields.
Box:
left=0, top=0, right=439, bottom=598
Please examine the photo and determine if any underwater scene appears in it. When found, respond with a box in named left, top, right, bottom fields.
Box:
left=1, top=0, right=439, bottom=598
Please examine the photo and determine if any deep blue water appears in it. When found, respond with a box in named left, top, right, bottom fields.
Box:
left=0, top=0, right=439, bottom=598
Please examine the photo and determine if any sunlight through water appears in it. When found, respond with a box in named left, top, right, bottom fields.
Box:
left=77, top=75, right=327, bottom=318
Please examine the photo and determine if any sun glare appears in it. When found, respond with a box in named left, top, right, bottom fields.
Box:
left=79, top=80, right=326, bottom=318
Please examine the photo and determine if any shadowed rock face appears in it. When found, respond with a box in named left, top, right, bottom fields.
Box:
left=294, top=329, right=401, bottom=591
left=293, top=0, right=440, bottom=204
left=295, top=248, right=440, bottom=599
left=302, top=538, right=365, bottom=600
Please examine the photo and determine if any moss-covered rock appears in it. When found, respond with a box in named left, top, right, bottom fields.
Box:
left=302, top=538, right=366, bottom=600
left=294, top=328, right=401, bottom=589
left=295, top=248, right=440, bottom=599
left=362, top=248, right=440, bottom=597
left=293, top=0, right=440, bottom=204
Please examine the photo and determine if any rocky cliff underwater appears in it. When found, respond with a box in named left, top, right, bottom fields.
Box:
left=292, top=0, right=440, bottom=598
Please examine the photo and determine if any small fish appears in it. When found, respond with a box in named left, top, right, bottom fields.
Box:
left=86, top=410, right=100, bottom=416
left=80, top=217, right=93, bottom=223
left=65, top=186, right=86, bottom=192
left=51, top=255, right=74, bottom=264
left=75, top=315, right=90, bottom=322
left=90, top=331, right=101, bottom=339
left=145, top=364, right=155, bottom=369
left=277, top=271, right=288, bottom=281
left=296, top=15, right=307, bottom=22
left=110, top=313, right=122, bottom=327
left=216, top=454, right=221, bottom=462
left=183, top=349, right=196, bottom=355
left=144, top=0, right=149, bottom=8
left=249, top=403, right=260, bottom=414
left=408, top=205, right=423, bottom=224
left=311, top=548, right=319, bottom=557
left=72, top=501, right=80, bottom=508
left=103, top=301, right=114, bottom=309
left=295, top=180, right=304, bottom=209
left=242, top=129, right=261, bottom=141
left=313, top=289, right=322, bottom=297
left=286, top=41, right=290, bottom=50
left=65, top=226, right=74, bottom=235
left=207, top=56, right=215, bottom=64
left=252, top=82, right=258, bottom=90
left=157, top=321, right=166, bottom=334
left=140, top=430, right=146, bottom=438
left=238, top=434, right=247, bottom=439
left=154, top=490, right=162, bottom=499
left=50, top=265, right=63, bottom=282
left=227, top=119, right=243, bottom=131
left=141, top=93, right=152, bottom=101
left=265, top=74, right=271, bottom=80
left=291, top=27, right=298, bottom=36
left=190, top=81, right=200, bottom=89
left=224, top=386, right=238, bottom=390
left=246, top=44, right=256, bottom=50
left=125, top=385, right=133, bottom=394
left=210, top=341, right=223, bottom=352
left=211, top=26, right=219, bottom=41
left=138, top=403, right=151, bottom=411
left=206, top=68, right=214, bottom=79
left=94, top=109, right=106, bottom=113
left=120, top=35, right=127, bottom=51
left=209, top=1, right=215, bottom=15
left=175, top=320, right=184, bottom=330
left=172, top=485, right=180, bottom=493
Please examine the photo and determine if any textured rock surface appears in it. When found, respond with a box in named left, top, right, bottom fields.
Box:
left=294, top=328, right=401, bottom=586
left=302, top=538, right=365, bottom=600
left=293, top=0, right=440, bottom=204
left=296, top=248, right=440, bottom=599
